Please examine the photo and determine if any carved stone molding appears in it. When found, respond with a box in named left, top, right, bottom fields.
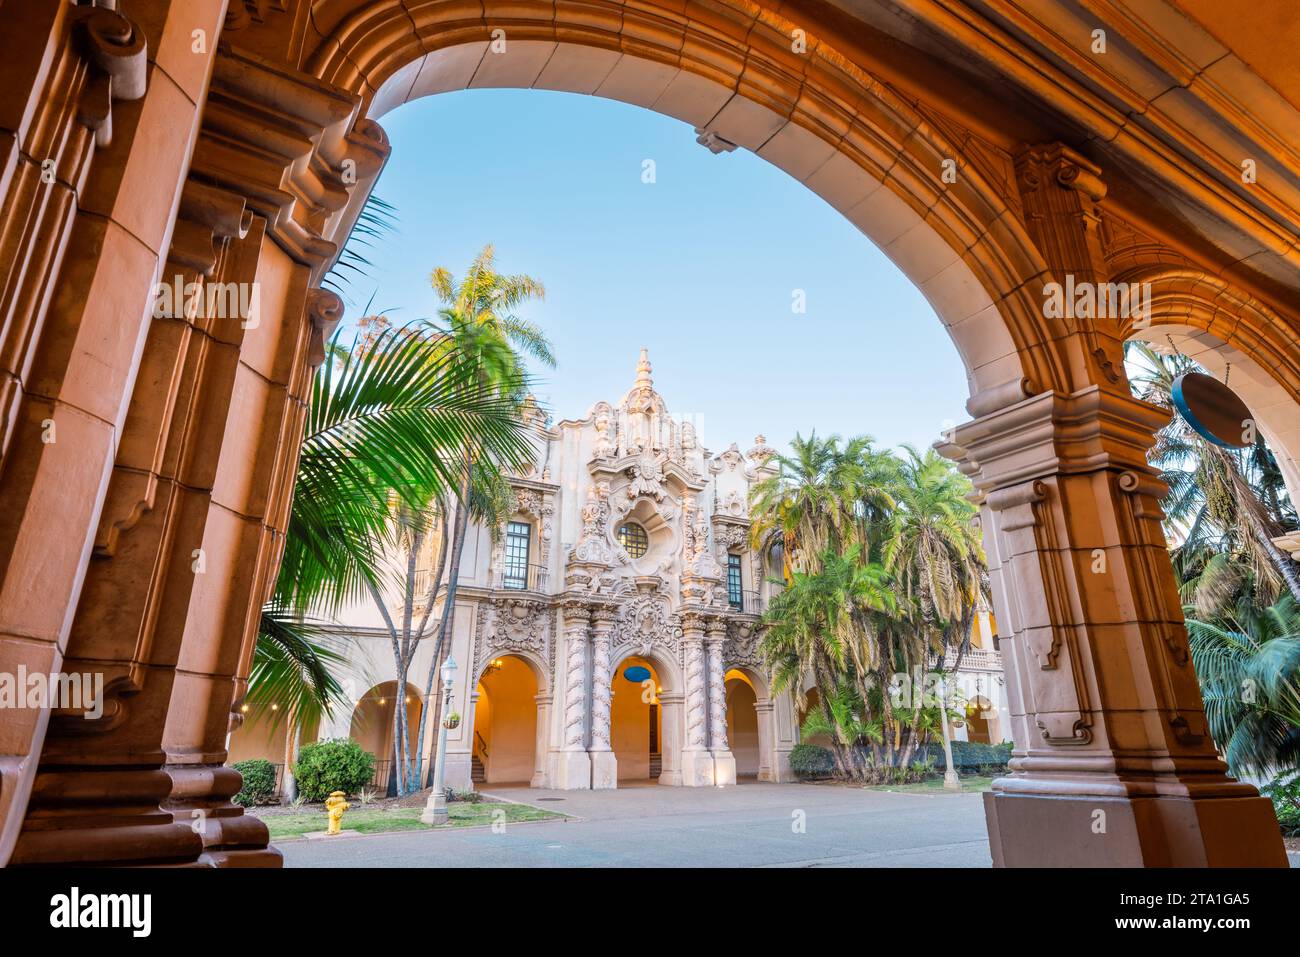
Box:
left=305, top=288, right=344, bottom=369
left=71, top=4, right=148, bottom=147
left=472, top=596, right=552, bottom=679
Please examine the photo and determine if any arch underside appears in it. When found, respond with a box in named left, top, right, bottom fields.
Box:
left=302, top=0, right=1084, bottom=400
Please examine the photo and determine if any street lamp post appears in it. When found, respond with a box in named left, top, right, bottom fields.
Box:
left=939, top=675, right=961, bottom=791
left=421, top=654, right=459, bottom=825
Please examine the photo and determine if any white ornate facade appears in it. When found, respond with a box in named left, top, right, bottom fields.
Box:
left=232, top=351, right=1007, bottom=792
left=443, top=349, right=794, bottom=789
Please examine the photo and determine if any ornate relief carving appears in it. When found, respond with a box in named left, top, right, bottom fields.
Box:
left=472, top=596, right=552, bottom=678
left=569, top=482, right=616, bottom=567
left=712, top=517, right=749, bottom=558
left=611, top=589, right=682, bottom=664
left=724, top=619, right=764, bottom=672
left=626, top=450, right=667, bottom=501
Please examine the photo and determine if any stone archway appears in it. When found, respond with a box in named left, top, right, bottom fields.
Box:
left=724, top=669, right=761, bottom=780
left=1, top=0, right=1296, bottom=868
left=605, top=647, right=684, bottom=788
left=469, top=650, right=550, bottom=789
left=607, top=655, right=663, bottom=785
left=349, top=681, right=424, bottom=795
left=470, top=653, right=547, bottom=787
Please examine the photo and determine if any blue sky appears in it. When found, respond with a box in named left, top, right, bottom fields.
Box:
left=338, top=89, right=969, bottom=456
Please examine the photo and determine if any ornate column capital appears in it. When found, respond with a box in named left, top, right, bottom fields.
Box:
left=561, top=600, right=593, bottom=627
left=589, top=605, right=620, bottom=632
left=680, top=611, right=709, bottom=637
left=704, top=617, right=729, bottom=643
left=1015, top=143, right=1106, bottom=203
left=936, top=385, right=1169, bottom=498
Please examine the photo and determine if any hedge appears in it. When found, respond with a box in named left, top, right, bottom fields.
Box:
left=292, top=738, right=376, bottom=802
left=232, top=758, right=278, bottom=807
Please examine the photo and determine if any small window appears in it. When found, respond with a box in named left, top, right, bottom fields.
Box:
left=727, top=553, right=743, bottom=610
left=618, top=522, right=649, bottom=559
left=504, top=521, right=530, bottom=588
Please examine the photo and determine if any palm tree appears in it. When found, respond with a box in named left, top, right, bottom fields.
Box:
left=251, top=320, right=537, bottom=797
left=882, top=447, right=986, bottom=767
left=416, top=245, right=555, bottom=782
left=1127, top=342, right=1300, bottom=610
left=1187, top=596, right=1300, bottom=778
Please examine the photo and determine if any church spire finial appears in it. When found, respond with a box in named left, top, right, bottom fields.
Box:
left=636, top=347, right=653, bottom=391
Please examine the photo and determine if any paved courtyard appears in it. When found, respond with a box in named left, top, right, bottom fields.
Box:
left=280, top=781, right=995, bottom=868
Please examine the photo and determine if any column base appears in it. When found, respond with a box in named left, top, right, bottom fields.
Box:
left=711, top=749, right=736, bottom=786
left=11, top=766, right=204, bottom=866
left=551, top=750, right=592, bottom=790
left=680, top=749, right=715, bottom=787
left=591, top=750, right=618, bottom=789
left=984, top=789, right=1289, bottom=867
left=165, top=765, right=282, bottom=869
left=443, top=752, right=471, bottom=793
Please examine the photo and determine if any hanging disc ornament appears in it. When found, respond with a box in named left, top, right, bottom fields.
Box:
left=1171, top=371, right=1254, bottom=449
left=623, top=666, right=651, bottom=683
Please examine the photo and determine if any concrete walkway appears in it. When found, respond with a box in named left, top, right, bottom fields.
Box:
left=280, top=780, right=994, bottom=868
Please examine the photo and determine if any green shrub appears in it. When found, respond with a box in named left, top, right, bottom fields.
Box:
left=292, top=738, right=376, bottom=802
left=789, top=743, right=835, bottom=779
left=232, top=758, right=278, bottom=807
left=1262, top=772, right=1300, bottom=837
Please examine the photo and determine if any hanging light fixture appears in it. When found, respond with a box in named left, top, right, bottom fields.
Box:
left=1171, top=371, right=1255, bottom=449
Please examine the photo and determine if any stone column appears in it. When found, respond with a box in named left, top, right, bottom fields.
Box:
left=656, top=691, right=684, bottom=786
left=939, top=386, right=1287, bottom=866
left=0, top=0, right=225, bottom=867
left=588, top=607, right=618, bottom=789
left=532, top=692, right=552, bottom=788
left=552, top=602, right=592, bottom=789
left=706, top=619, right=736, bottom=786
left=755, top=698, right=776, bottom=782
left=679, top=612, right=714, bottom=786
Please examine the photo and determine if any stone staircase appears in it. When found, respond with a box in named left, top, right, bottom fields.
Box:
left=471, top=754, right=486, bottom=785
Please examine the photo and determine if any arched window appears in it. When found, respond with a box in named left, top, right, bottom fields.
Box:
left=617, top=522, right=649, bottom=558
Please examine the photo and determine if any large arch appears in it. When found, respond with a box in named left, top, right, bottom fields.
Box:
left=470, top=652, right=549, bottom=787
left=609, top=645, right=684, bottom=787
left=0, top=0, right=1295, bottom=869
left=304, top=2, right=1074, bottom=405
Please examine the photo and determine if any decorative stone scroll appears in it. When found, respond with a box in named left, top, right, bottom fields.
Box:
left=472, top=597, right=552, bottom=679
left=72, top=4, right=148, bottom=147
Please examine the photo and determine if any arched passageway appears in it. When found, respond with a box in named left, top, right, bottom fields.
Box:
left=0, top=0, right=1295, bottom=869
left=350, top=682, right=424, bottom=795
left=725, top=671, right=760, bottom=779
left=609, top=656, right=663, bottom=784
left=472, top=655, right=542, bottom=786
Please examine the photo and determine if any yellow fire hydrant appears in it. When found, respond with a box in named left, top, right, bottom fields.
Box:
left=325, top=790, right=350, bottom=835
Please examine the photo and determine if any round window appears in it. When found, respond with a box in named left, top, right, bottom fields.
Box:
left=617, top=522, right=649, bottom=559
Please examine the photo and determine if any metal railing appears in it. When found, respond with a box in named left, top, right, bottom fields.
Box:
left=728, top=589, right=765, bottom=615
left=494, top=562, right=548, bottom=592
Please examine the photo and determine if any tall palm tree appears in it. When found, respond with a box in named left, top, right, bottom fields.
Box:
left=1187, top=596, right=1300, bottom=778
left=882, top=447, right=987, bottom=766
left=250, top=321, right=537, bottom=796
left=1128, top=342, right=1300, bottom=610
left=416, top=245, right=555, bottom=781
left=749, top=432, right=897, bottom=579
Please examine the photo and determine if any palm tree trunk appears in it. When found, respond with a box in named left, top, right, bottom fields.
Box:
left=411, top=508, right=451, bottom=787
left=420, top=470, right=474, bottom=785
